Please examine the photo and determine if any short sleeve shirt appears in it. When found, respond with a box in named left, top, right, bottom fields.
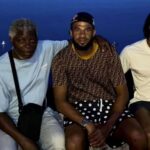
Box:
left=120, top=39, right=150, bottom=103
left=0, top=40, right=68, bottom=122
left=52, top=43, right=126, bottom=103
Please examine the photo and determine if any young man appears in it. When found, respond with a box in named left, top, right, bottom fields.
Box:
left=51, top=12, right=147, bottom=150
left=120, top=14, right=150, bottom=150
left=0, top=18, right=68, bottom=150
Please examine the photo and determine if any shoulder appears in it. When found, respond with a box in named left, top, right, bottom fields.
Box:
left=54, top=44, right=71, bottom=58
left=37, top=40, right=68, bottom=48
left=0, top=52, right=10, bottom=80
left=121, top=39, right=145, bottom=55
left=37, top=40, right=55, bottom=49
left=52, top=45, right=71, bottom=67
left=0, top=52, right=9, bottom=66
left=94, top=36, right=117, bottom=58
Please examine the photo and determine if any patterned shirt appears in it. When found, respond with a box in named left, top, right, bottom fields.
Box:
left=52, top=41, right=126, bottom=103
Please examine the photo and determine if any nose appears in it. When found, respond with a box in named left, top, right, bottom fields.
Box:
left=79, top=30, right=86, bottom=38
left=24, top=39, right=35, bottom=46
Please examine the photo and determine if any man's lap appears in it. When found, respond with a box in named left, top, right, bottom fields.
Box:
left=129, top=100, right=150, bottom=114
left=0, top=107, right=65, bottom=150
left=39, top=107, right=65, bottom=149
left=0, top=129, right=17, bottom=150
left=64, top=99, right=133, bottom=148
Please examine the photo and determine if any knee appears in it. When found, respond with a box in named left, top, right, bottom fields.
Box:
left=143, top=126, right=150, bottom=140
left=131, top=129, right=146, bottom=141
left=52, top=133, right=65, bottom=147
left=41, top=133, right=65, bottom=150
left=128, top=129, right=147, bottom=147
left=66, top=132, right=86, bottom=149
left=147, top=132, right=150, bottom=141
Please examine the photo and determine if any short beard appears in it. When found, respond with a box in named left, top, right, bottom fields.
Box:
left=72, top=38, right=94, bottom=51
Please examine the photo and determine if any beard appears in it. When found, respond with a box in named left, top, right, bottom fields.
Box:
left=72, top=38, right=94, bottom=51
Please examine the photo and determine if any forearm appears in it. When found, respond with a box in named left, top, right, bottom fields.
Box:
left=56, top=101, right=84, bottom=124
left=57, top=101, right=96, bottom=135
left=53, top=86, right=85, bottom=124
left=102, top=107, right=123, bottom=136
left=0, top=113, right=28, bottom=146
left=104, top=112, right=121, bottom=133
left=105, top=85, right=129, bottom=132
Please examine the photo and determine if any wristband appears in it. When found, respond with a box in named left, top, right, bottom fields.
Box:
left=80, top=118, right=91, bottom=127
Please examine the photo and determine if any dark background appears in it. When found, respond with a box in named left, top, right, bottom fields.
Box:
left=0, top=0, right=150, bottom=55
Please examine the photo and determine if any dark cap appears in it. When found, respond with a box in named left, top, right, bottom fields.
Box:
left=71, top=12, right=95, bottom=29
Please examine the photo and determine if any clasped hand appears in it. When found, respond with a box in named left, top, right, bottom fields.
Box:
left=85, top=123, right=109, bottom=148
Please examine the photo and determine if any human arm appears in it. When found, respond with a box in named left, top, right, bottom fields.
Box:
left=120, top=47, right=131, bottom=73
left=51, top=53, right=96, bottom=135
left=89, top=45, right=129, bottom=147
left=0, top=113, right=39, bottom=150
left=100, top=84, right=129, bottom=133
left=53, top=85, right=96, bottom=135
left=53, top=85, right=84, bottom=123
left=0, top=78, right=38, bottom=150
left=51, top=40, right=68, bottom=56
left=89, top=84, right=129, bottom=148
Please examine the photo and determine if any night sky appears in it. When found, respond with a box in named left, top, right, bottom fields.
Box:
left=0, top=0, right=150, bottom=55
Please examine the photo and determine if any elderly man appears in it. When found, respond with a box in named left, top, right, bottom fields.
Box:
left=0, top=18, right=68, bottom=150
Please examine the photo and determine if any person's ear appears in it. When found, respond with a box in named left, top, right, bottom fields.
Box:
left=9, top=36, right=13, bottom=42
left=69, top=30, right=73, bottom=37
left=93, top=29, right=96, bottom=37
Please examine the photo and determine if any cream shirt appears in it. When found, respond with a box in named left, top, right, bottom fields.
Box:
left=120, top=39, right=150, bottom=105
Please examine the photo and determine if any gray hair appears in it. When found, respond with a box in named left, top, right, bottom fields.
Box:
left=9, top=18, right=37, bottom=38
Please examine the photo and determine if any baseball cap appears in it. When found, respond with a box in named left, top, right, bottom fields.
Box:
left=71, top=12, right=95, bottom=28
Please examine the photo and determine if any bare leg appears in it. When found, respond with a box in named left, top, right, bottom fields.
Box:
left=134, top=108, right=150, bottom=150
left=112, top=118, right=147, bottom=150
left=65, top=124, right=88, bottom=150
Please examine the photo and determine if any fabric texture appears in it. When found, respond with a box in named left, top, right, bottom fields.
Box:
left=52, top=42, right=126, bottom=103
left=52, top=40, right=130, bottom=148
left=64, top=99, right=132, bottom=148
left=0, top=129, right=17, bottom=150
left=0, top=40, right=68, bottom=149
left=71, top=12, right=95, bottom=28
left=129, top=99, right=150, bottom=114
left=120, top=39, right=150, bottom=105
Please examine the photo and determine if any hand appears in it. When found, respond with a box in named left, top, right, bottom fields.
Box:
left=88, top=126, right=106, bottom=148
left=85, top=123, right=106, bottom=148
left=85, top=122, right=96, bottom=135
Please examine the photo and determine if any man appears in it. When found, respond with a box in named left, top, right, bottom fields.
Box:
left=120, top=14, right=150, bottom=150
left=51, top=12, right=147, bottom=150
left=0, top=18, right=68, bottom=150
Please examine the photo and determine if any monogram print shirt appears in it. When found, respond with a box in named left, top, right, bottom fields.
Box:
left=52, top=42, right=126, bottom=103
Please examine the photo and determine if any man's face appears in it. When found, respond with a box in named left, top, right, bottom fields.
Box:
left=70, top=21, right=96, bottom=48
left=11, top=28, right=38, bottom=59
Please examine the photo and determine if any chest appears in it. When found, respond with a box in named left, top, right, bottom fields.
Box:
left=130, top=53, right=150, bottom=77
left=66, top=53, right=110, bottom=82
